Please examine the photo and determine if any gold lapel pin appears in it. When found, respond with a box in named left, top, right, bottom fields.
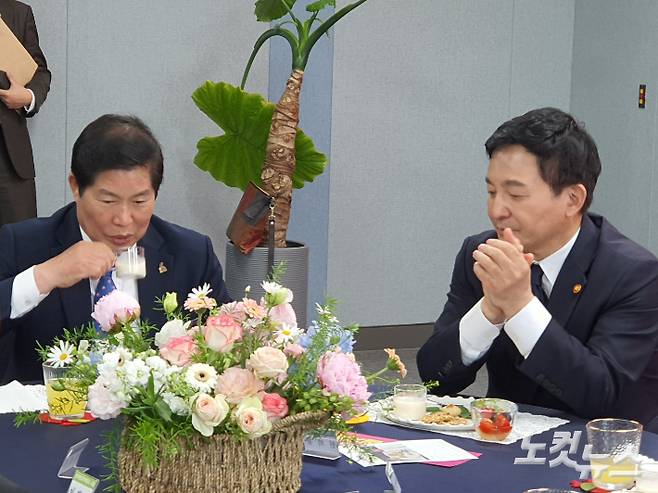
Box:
left=572, top=283, right=583, bottom=295
left=158, top=262, right=168, bottom=274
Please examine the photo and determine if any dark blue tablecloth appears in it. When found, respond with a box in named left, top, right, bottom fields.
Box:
left=1, top=406, right=657, bottom=493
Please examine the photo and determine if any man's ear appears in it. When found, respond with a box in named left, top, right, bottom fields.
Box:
left=566, top=184, right=587, bottom=216
left=68, top=174, right=80, bottom=200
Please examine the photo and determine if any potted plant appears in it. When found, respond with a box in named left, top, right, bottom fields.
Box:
left=192, top=0, right=370, bottom=325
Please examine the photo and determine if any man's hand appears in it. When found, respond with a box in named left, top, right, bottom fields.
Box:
left=0, top=72, right=32, bottom=110
left=34, top=241, right=116, bottom=294
left=473, top=228, right=534, bottom=320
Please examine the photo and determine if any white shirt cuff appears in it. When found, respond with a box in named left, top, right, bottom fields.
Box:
left=23, top=89, right=35, bottom=113
left=503, top=296, right=552, bottom=358
left=459, top=298, right=504, bottom=365
left=10, top=266, right=49, bottom=319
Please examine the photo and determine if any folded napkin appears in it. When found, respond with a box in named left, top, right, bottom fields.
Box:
left=0, top=380, right=47, bottom=414
left=368, top=396, right=569, bottom=445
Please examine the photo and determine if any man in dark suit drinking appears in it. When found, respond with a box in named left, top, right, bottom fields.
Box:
left=0, top=114, right=231, bottom=383
left=417, top=107, right=658, bottom=426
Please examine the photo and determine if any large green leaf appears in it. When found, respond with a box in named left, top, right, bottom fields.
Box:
left=306, top=0, right=335, bottom=12
left=192, top=81, right=327, bottom=191
left=294, top=128, right=327, bottom=188
left=255, top=0, right=297, bottom=22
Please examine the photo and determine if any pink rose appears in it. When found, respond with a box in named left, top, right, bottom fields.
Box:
left=284, top=343, right=304, bottom=358
left=159, top=335, right=198, bottom=366
left=317, top=350, right=371, bottom=413
left=204, top=314, right=243, bottom=352
left=269, top=303, right=297, bottom=328
left=247, top=347, right=289, bottom=382
left=261, top=392, right=288, bottom=420
left=191, top=393, right=229, bottom=437
left=91, top=290, right=140, bottom=332
left=214, top=367, right=264, bottom=404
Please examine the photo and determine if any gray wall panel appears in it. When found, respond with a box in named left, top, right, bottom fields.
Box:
left=28, top=0, right=68, bottom=216
left=571, top=0, right=658, bottom=251
left=510, top=0, right=574, bottom=114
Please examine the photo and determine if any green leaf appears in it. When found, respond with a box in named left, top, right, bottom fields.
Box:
left=306, top=0, right=335, bottom=12
left=293, top=128, right=327, bottom=188
left=255, top=0, right=297, bottom=22
left=580, top=483, right=596, bottom=492
left=154, top=397, right=172, bottom=423
left=193, top=81, right=274, bottom=191
left=459, top=405, right=472, bottom=419
left=193, top=81, right=327, bottom=191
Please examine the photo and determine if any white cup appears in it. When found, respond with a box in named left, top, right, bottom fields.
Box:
left=115, top=246, right=146, bottom=279
left=392, top=384, right=426, bottom=420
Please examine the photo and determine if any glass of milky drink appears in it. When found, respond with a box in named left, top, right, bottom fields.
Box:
left=392, top=384, right=427, bottom=420
left=115, top=246, right=146, bottom=279
left=586, top=418, right=643, bottom=490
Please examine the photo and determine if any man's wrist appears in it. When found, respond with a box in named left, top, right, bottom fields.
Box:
left=502, top=293, right=535, bottom=320
left=481, top=298, right=504, bottom=324
left=33, top=262, right=55, bottom=294
left=23, top=88, right=35, bottom=112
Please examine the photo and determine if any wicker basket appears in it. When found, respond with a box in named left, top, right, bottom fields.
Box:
left=118, top=411, right=327, bottom=493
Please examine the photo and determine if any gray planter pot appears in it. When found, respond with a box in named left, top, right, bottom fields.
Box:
left=225, top=241, right=309, bottom=328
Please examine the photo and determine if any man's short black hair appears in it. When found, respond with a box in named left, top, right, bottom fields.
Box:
left=485, top=107, right=601, bottom=212
left=71, top=114, right=163, bottom=196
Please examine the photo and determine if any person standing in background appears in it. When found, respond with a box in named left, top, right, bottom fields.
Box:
left=0, top=0, right=51, bottom=227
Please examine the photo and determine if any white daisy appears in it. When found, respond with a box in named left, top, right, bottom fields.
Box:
left=185, top=363, right=218, bottom=393
left=274, top=323, right=302, bottom=344
left=46, top=341, right=75, bottom=368
left=184, top=283, right=217, bottom=312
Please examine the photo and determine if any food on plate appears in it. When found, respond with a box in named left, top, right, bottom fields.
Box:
left=420, top=403, right=471, bottom=425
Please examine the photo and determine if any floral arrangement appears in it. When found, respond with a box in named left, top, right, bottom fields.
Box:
left=29, top=278, right=406, bottom=487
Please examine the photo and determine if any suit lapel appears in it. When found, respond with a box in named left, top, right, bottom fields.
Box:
left=53, top=205, right=90, bottom=328
left=138, top=224, right=175, bottom=328
left=546, top=214, right=599, bottom=328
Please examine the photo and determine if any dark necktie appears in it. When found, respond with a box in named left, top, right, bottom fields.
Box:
left=93, top=271, right=116, bottom=331
left=531, top=263, right=548, bottom=306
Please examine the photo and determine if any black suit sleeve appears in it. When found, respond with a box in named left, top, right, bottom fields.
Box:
left=416, top=237, right=486, bottom=394
left=21, top=5, right=51, bottom=116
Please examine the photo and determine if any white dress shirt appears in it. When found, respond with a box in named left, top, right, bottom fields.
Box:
left=459, top=229, right=580, bottom=365
left=10, top=228, right=138, bottom=319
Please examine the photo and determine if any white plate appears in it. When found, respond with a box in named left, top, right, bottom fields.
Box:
left=383, top=395, right=475, bottom=431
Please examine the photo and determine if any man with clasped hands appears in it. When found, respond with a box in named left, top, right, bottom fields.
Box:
left=417, top=107, right=658, bottom=427
left=0, top=114, right=230, bottom=383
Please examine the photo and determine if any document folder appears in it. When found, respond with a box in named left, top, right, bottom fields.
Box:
left=0, top=15, right=37, bottom=87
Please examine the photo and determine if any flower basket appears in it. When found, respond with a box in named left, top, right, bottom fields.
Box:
left=118, top=410, right=327, bottom=493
